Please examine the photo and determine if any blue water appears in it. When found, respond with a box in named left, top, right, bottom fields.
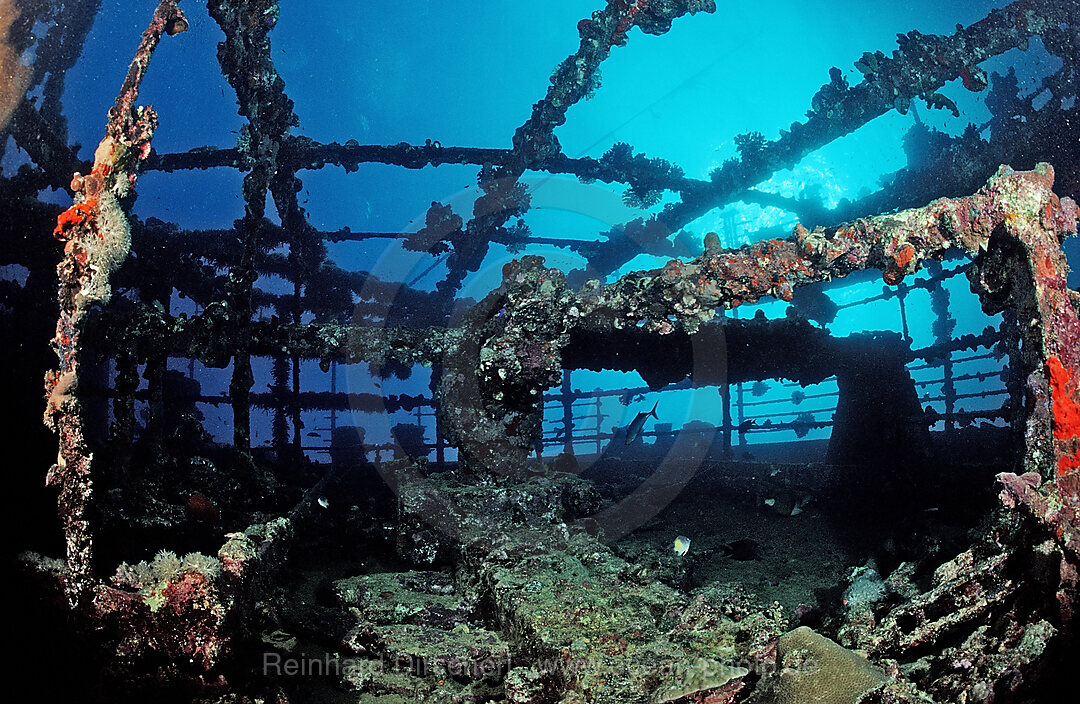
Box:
left=40, top=0, right=1080, bottom=455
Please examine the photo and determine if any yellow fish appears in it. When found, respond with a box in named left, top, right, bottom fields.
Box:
left=673, top=535, right=691, bottom=557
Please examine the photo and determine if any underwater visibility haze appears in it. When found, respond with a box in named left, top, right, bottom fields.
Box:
left=2, top=0, right=1080, bottom=702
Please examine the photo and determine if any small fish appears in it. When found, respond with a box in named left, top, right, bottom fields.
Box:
left=751, top=381, right=770, bottom=397
left=317, top=497, right=329, bottom=509
left=720, top=539, right=760, bottom=561
left=625, top=401, right=658, bottom=444
left=673, top=535, right=691, bottom=556
left=791, top=389, right=806, bottom=405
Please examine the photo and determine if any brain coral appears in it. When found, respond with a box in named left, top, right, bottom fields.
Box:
left=762, top=626, right=887, bottom=704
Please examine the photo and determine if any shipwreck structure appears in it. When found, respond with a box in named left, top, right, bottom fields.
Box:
left=2, top=1, right=1078, bottom=702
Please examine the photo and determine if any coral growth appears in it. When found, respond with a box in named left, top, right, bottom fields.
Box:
left=99, top=549, right=227, bottom=671
left=1047, top=356, right=1080, bottom=475
left=609, top=0, right=649, bottom=47
left=187, top=492, right=220, bottom=522
left=842, top=562, right=886, bottom=612
left=52, top=200, right=97, bottom=239
left=759, top=626, right=887, bottom=704
left=41, top=0, right=188, bottom=610
left=112, top=549, right=221, bottom=592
